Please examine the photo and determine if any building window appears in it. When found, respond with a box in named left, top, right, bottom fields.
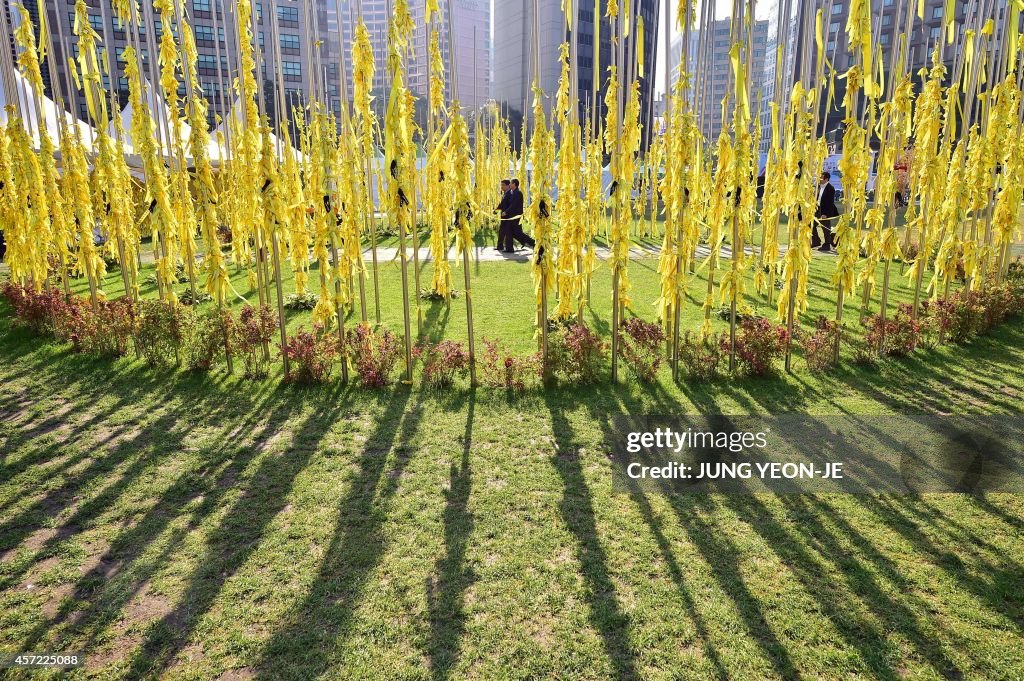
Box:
left=194, top=0, right=211, bottom=12
left=197, top=54, right=227, bottom=74
left=198, top=54, right=217, bottom=72
left=72, top=12, right=103, bottom=31
left=882, top=15, right=892, bottom=25
left=831, top=4, right=843, bottom=15
left=280, top=33, right=300, bottom=50
left=282, top=60, right=302, bottom=81
left=194, top=24, right=215, bottom=43
left=829, top=21, right=839, bottom=33
left=932, top=6, right=943, bottom=19
left=880, top=33, right=890, bottom=45
left=277, top=5, right=299, bottom=26
left=929, top=26, right=941, bottom=40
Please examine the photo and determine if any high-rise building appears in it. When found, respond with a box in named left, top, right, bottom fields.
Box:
left=784, top=0, right=1020, bottom=143
left=41, top=0, right=342, bottom=132
left=679, top=17, right=769, bottom=145
left=333, top=0, right=490, bottom=112
left=492, top=0, right=658, bottom=149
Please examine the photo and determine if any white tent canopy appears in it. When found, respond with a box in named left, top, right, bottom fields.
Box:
left=110, top=78, right=227, bottom=164
left=108, top=78, right=193, bottom=153
left=214, top=96, right=303, bottom=162
left=0, top=71, right=98, bottom=150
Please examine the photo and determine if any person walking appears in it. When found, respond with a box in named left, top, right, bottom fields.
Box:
left=813, top=171, right=839, bottom=252
left=494, top=179, right=514, bottom=253
left=506, top=179, right=535, bottom=250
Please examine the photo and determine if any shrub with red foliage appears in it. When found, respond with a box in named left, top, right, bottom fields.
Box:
left=799, top=316, right=841, bottom=374
left=345, top=322, right=402, bottom=388
left=863, top=304, right=921, bottom=357
left=480, top=338, right=541, bottom=391
left=182, top=308, right=233, bottom=371
left=979, top=284, right=1018, bottom=331
left=617, top=317, right=666, bottom=382
left=81, top=297, right=137, bottom=357
left=725, top=317, right=789, bottom=376
left=678, top=331, right=725, bottom=382
left=414, top=339, right=469, bottom=389
left=549, top=322, right=607, bottom=384
left=1, top=281, right=74, bottom=337
left=232, top=304, right=278, bottom=378
left=282, top=325, right=337, bottom=384
left=135, top=299, right=186, bottom=367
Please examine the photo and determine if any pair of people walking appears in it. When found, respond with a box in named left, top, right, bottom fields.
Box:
left=494, top=179, right=535, bottom=254
left=812, top=171, right=839, bottom=252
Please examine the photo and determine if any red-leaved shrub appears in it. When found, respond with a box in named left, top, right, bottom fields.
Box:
left=282, top=325, right=337, bottom=384
left=135, top=299, right=186, bottom=367
left=81, top=297, right=137, bottom=357
left=233, top=304, right=278, bottom=378
left=480, top=338, right=541, bottom=391
left=182, top=308, right=234, bottom=371
left=414, top=339, right=469, bottom=389
left=864, top=304, right=921, bottom=357
left=678, top=331, right=725, bottom=381
left=549, top=322, right=607, bottom=384
left=725, top=317, right=788, bottom=376
left=617, top=317, right=666, bottom=382
left=1, top=281, right=75, bottom=337
left=800, top=316, right=840, bottom=374
left=345, top=322, right=401, bottom=388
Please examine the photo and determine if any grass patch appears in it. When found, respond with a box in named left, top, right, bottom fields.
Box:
left=1, top=247, right=1023, bottom=679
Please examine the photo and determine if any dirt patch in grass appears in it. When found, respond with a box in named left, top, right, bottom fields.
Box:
left=254, top=429, right=292, bottom=454
left=0, top=392, right=33, bottom=421
left=218, top=667, right=256, bottom=680
left=78, top=551, right=121, bottom=581
left=41, top=582, right=76, bottom=619
left=21, top=554, right=61, bottom=589
left=123, top=584, right=176, bottom=629
left=23, top=527, right=61, bottom=552
left=20, top=401, right=77, bottom=440
left=92, top=424, right=144, bottom=450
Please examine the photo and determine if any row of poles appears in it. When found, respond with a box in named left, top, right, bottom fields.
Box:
left=1, top=0, right=1021, bottom=385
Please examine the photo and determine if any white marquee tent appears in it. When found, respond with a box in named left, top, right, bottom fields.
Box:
left=0, top=71, right=99, bottom=150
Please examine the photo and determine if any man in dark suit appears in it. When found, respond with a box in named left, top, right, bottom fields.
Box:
left=495, top=179, right=514, bottom=252
left=813, top=171, right=839, bottom=251
left=506, top=179, right=535, bottom=250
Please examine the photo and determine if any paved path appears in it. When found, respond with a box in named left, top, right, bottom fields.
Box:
left=364, top=242, right=795, bottom=264
left=0, top=242, right=812, bottom=277
left=10, top=239, right=1020, bottom=276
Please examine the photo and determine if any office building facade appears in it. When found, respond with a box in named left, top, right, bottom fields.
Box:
left=492, top=0, right=658, bottom=149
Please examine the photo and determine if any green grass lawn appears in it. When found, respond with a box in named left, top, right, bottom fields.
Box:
left=92, top=231, right=946, bottom=360
left=1, top=246, right=1023, bottom=679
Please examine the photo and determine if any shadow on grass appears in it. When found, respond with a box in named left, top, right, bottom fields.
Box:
left=249, top=388, right=425, bottom=680
left=543, top=387, right=641, bottom=680
left=425, top=391, right=476, bottom=680
left=15, top=382, right=316, bottom=657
